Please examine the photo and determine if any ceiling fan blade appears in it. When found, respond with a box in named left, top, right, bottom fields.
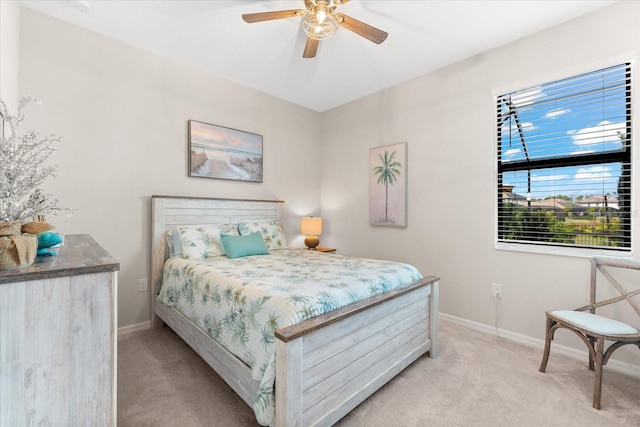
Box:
left=303, top=37, right=319, bottom=58
left=242, top=9, right=304, bottom=23
left=337, top=13, right=388, bottom=44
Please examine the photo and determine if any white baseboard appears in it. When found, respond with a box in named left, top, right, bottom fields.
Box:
left=116, top=314, right=640, bottom=378
left=117, top=320, right=151, bottom=339
left=439, top=312, right=640, bottom=379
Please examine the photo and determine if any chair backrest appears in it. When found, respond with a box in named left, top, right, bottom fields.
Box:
left=580, top=258, right=640, bottom=320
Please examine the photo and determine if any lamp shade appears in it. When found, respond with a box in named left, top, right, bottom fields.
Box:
left=301, top=217, right=322, bottom=236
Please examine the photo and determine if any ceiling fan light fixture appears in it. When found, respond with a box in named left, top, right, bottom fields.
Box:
left=302, top=3, right=339, bottom=40
left=242, top=0, right=388, bottom=59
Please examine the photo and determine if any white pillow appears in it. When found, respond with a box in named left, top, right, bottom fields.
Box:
left=175, top=222, right=239, bottom=259
left=238, top=219, right=287, bottom=250
left=166, top=229, right=182, bottom=258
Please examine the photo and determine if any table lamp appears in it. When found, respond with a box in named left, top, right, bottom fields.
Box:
left=301, top=216, right=322, bottom=250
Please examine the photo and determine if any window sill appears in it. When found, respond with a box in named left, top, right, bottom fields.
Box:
left=495, top=241, right=633, bottom=259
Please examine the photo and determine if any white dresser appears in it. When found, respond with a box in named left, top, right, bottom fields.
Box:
left=0, top=234, right=118, bottom=426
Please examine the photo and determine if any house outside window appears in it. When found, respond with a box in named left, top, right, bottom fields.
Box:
left=496, top=63, right=632, bottom=252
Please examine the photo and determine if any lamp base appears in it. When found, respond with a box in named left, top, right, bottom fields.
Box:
left=304, top=236, right=320, bottom=250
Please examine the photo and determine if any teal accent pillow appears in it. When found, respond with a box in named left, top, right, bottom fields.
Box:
left=220, top=232, right=269, bottom=259
left=37, top=232, right=63, bottom=249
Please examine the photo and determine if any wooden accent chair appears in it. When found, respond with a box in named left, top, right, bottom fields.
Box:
left=539, top=257, right=640, bottom=409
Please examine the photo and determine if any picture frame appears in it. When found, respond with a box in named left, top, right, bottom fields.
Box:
left=369, top=142, right=407, bottom=227
left=188, top=120, right=263, bottom=182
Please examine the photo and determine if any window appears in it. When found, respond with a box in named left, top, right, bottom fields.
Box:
left=497, top=63, right=631, bottom=251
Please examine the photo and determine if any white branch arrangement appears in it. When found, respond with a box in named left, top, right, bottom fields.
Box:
left=0, top=95, right=63, bottom=223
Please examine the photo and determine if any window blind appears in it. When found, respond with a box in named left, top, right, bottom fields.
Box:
left=496, top=63, right=631, bottom=251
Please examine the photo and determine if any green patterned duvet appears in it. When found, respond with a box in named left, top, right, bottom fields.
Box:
left=158, top=248, right=422, bottom=425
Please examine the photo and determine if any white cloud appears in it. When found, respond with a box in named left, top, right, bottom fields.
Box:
left=531, top=174, right=570, bottom=182
left=545, top=108, right=571, bottom=118
left=504, top=148, right=521, bottom=156
left=510, top=86, right=543, bottom=108
left=575, top=165, right=612, bottom=180
left=503, top=121, right=535, bottom=136
left=572, top=121, right=624, bottom=145
left=570, top=148, right=595, bottom=156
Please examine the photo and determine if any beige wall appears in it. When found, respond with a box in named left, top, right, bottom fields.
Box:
left=320, top=0, right=640, bottom=367
left=0, top=0, right=20, bottom=109
left=19, top=8, right=322, bottom=327
left=14, top=2, right=640, bottom=368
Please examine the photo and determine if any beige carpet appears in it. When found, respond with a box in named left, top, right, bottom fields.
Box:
left=118, top=320, right=640, bottom=426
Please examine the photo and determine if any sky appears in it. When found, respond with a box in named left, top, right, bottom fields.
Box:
left=189, top=120, right=263, bottom=156
left=499, top=64, right=628, bottom=200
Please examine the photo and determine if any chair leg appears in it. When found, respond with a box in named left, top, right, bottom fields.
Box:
left=539, top=316, right=554, bottom=373
left=593, top=338, right=605, bottom=410
left=588, top=336, right=596, bottom=371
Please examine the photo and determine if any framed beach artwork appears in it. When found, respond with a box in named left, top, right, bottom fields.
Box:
left=188, top=120, right=263, bottom=182
left=369, top=142, right=407, bottom=227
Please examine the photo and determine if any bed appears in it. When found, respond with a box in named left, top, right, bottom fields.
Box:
left=150, top=195, right=440, bottom=426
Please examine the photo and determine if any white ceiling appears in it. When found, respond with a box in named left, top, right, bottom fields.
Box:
left=21, top=0, right=616, bottom=112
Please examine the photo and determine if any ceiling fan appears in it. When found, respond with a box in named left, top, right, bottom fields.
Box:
left=242, top=0, right=388, bottom=58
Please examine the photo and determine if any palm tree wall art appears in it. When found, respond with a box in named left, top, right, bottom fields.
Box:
left=369, top=142, right=407, bottom=227
left=374, top=150, right=401, bottom=221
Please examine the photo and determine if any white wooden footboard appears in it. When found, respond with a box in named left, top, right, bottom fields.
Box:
left=274, top=276, right=439, bottom=427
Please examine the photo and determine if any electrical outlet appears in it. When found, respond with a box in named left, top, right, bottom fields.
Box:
left=139, top=278, right=149, bottom=292
left=492, top=283, right=502, bottom=298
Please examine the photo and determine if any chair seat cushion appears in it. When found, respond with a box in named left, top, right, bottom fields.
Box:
left=551, top=310, right=639, bottom=335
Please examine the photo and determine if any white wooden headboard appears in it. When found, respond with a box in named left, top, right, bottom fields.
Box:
left=150, top=195, right=284, bottom=326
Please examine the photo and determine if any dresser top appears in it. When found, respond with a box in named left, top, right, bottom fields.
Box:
left=0, top=234, right=119, bottom=284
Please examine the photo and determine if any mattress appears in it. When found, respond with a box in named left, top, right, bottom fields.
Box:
left=158, top=248, right=422, bottom=425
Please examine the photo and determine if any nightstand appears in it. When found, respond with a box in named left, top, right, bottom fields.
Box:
left=309, top=247, right=336, bottom=253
